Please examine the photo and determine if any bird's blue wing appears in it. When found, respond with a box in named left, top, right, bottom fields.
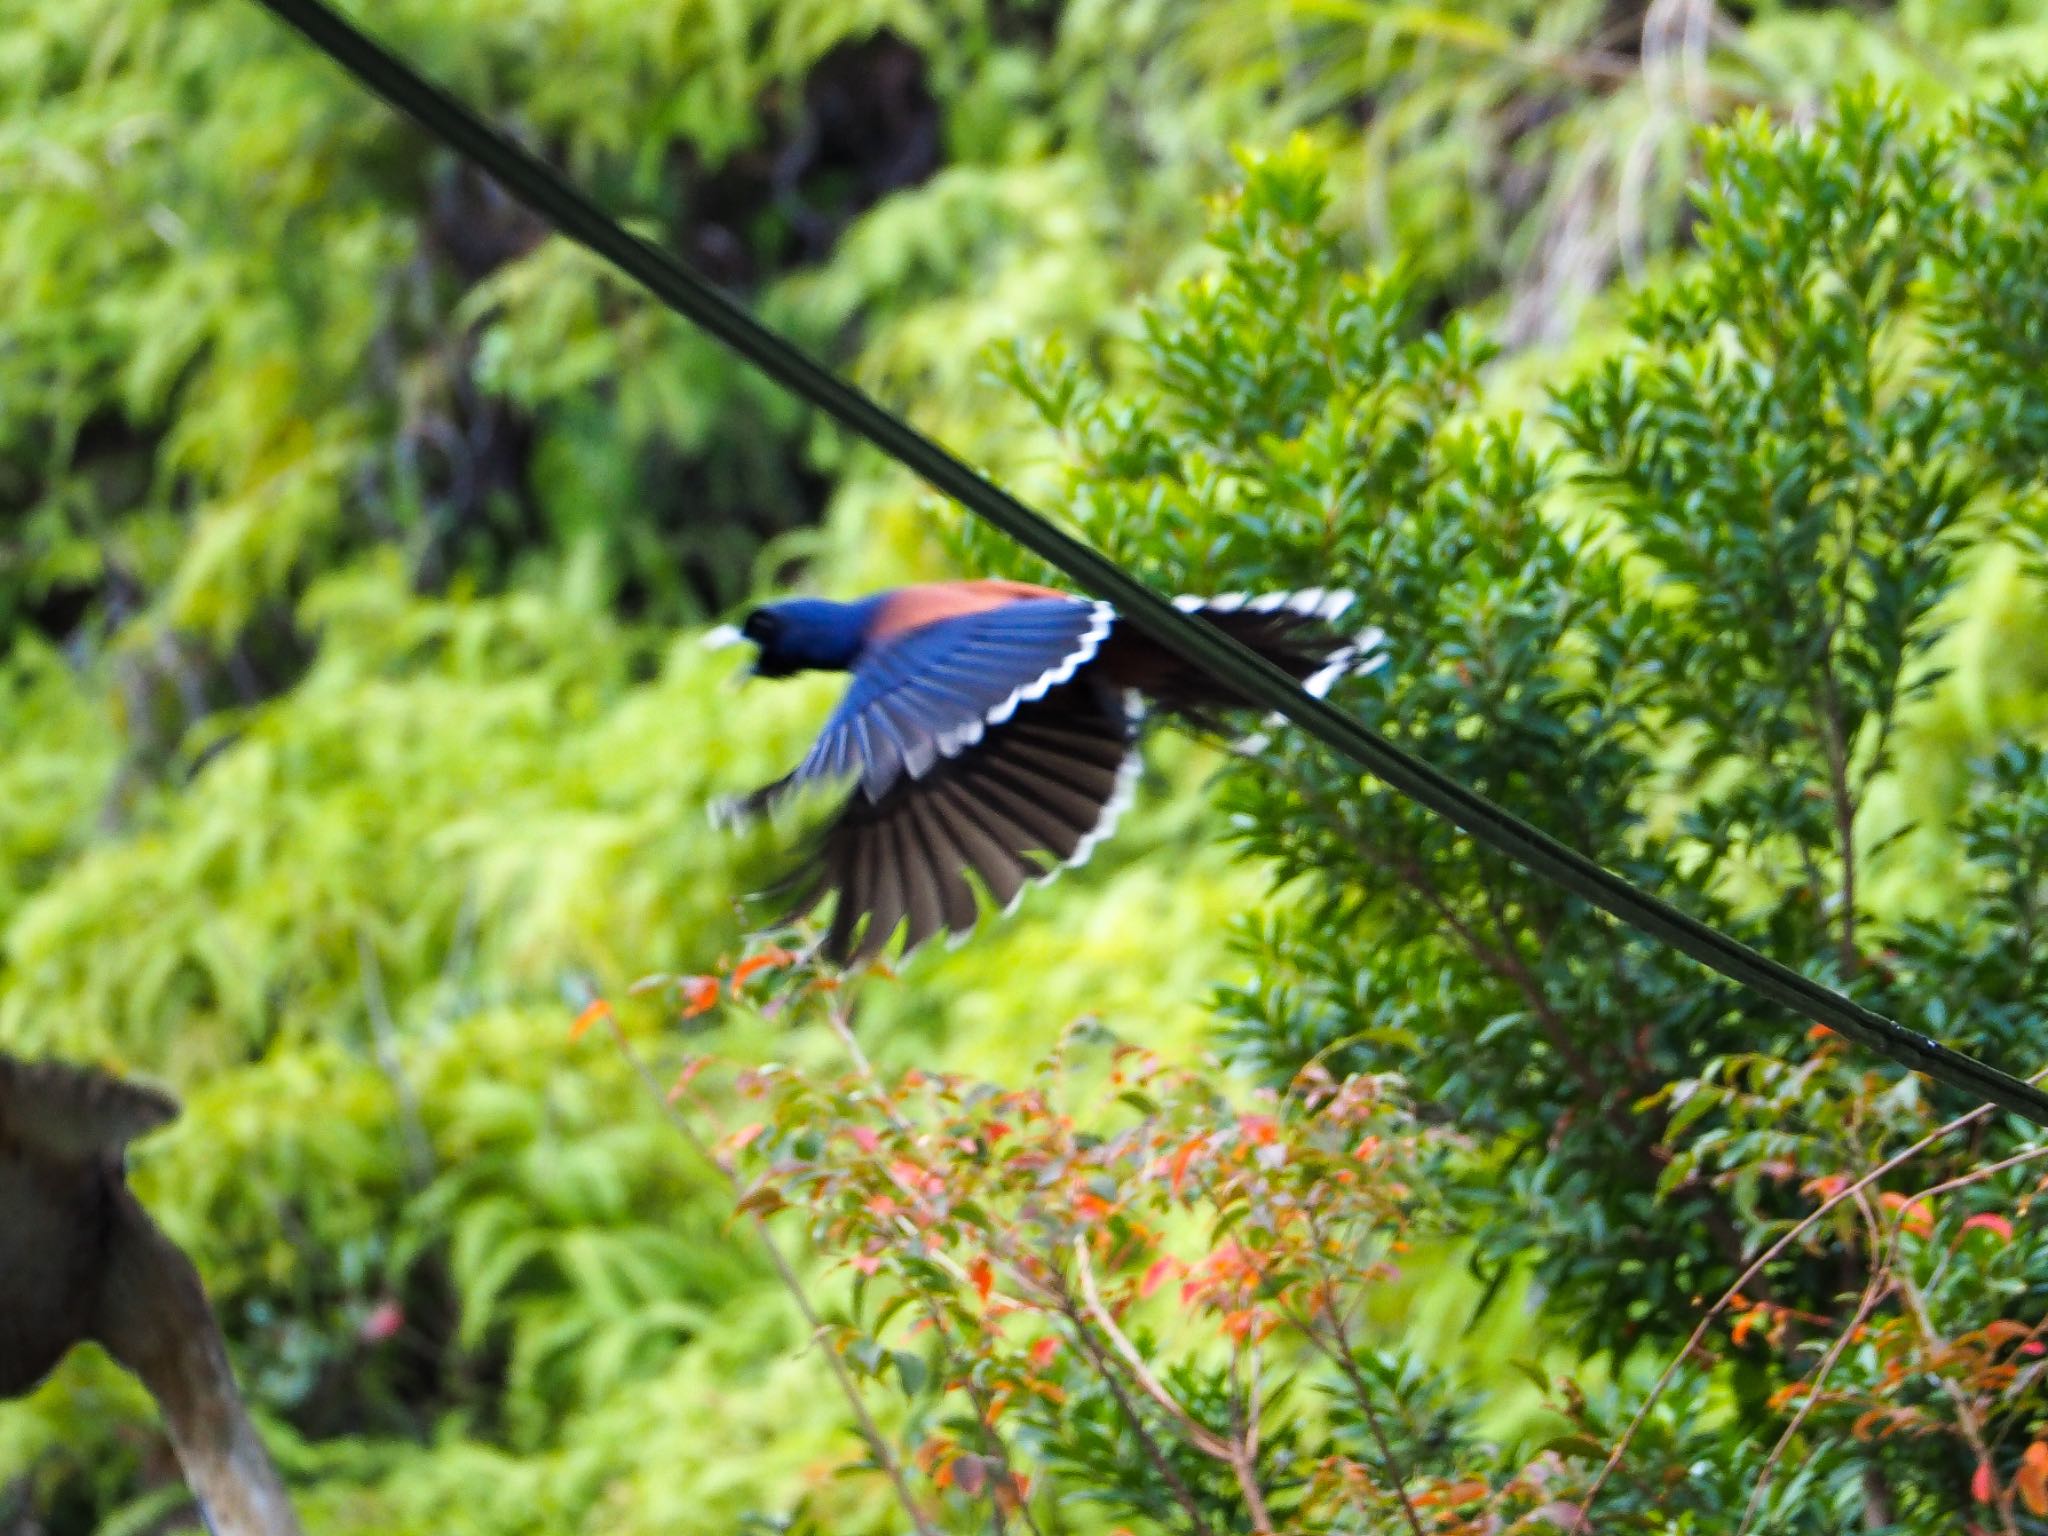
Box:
left=734, top=596, right=1120, bottom=817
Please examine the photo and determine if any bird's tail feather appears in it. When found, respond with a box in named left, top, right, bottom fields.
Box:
left=1118, top=588, right=1386, bottom=720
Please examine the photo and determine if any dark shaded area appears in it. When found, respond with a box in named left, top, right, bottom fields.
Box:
left=385, top=29, right=945, bottom=622
left=672, top=33, right=942, bottom=286
left=0, top=1057, right=302, bottom=1536
left=2, top=26, right=955, bottom=793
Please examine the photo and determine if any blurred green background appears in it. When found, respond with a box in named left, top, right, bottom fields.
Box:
left=5, top=0, right=2048, bottom=1530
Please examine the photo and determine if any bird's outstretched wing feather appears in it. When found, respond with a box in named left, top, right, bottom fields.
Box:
left=780, top=677, right=1140, bottom=963
left=730, top=584, right=1382, bottom=963
left=726, top=596, right=1115, bottom=819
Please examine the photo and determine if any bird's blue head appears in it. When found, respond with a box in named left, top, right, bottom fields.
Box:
left=711, top=596, right=885, bottom=678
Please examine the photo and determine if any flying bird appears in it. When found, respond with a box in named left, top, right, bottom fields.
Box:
left=710, top=580, right=1383, bottom=964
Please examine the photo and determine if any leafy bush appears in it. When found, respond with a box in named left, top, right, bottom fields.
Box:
left=9, top=2, right=2048, bottom=1531
left=725, top=83, right=2048, bottom=1531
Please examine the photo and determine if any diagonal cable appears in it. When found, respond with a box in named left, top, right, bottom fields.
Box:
left=242, top=0, right=2048, bottom=1129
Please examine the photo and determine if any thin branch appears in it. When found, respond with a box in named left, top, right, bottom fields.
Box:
left=1733, top=1192, right=1898, bottom=1536
left=1228, top=1338, right=1277, bottom=1536
left=1289, top=1211, right=1429, bottom=1536
left=1814, top=650, right=1861, bottom=976
left=1568, top=1072, right=2045, bottom=1533
left=356, top=930, right=434, bottom=1187
left=1292, top=780, right=1610, bottom=1106
left=820, top=1004, right=1047, bottom=1536
left=1894, top=1221, right=2021, bottom=1536
left=1052, top=1288, right=1222, bottom=1536
left=1072, top=1236, right=1235, bottom=1461
left=602, top=1018, right=941, bottom=1536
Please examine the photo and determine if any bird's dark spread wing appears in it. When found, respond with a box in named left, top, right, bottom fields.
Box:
left=725, top=585, right=1379, bottom=962
left=725, top=596, right=1116, bottom=821
left=779, top=676, right=1140, bottom=964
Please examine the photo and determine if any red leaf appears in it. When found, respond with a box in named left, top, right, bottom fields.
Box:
left=1880, top=1191, right=1934, bottom=1238
left=1973, top=1461, right=1996, bottom=1504
left=969, top=1256, right=994, bottom=1305
left=1237, top=1114, right=1280, bottom=1147
left=679, top=975, right=720, bottom=1018
left=1169, top=1135, right=1208, bottom=1197
left=359, top=1299, right=405, bottom=1343
left=2021, top=1442, right=2048, bottom=1517
left=726, top=1122, right=767, bottom=1154
left=665, top=1056, right=710, bottom=1104
left=1963, top=1213, right=2016, bottom=1244
left=569, top=998, right=612, bottom=1040
left=1140, top=1256, right=1179, bottom=1299
left=1030, top=1336, right=1059, bottom=1369
left=848, top=1125, right=880, bottom=1153
left=731, top=945, right=798, bottom=987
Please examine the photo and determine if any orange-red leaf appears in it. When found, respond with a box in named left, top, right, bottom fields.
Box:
left=2019, top=1443, right=2048, bottom=1517
left=731, top=946, right=798, bottom=987
left=569, top=998, right=612, bottom=1040
left=665, top=1056, right=710, bottom=1104
left=1030, top=1336, right=1059, bottom=1369
left=1963, top=1213, right=2016, bottom=1244
left=1973, top=1461, right=1996, bottom=1504
left=969, top=1256, right=994, bottom=1305
left=1169, top=1135, right=1208, bottom=1197
left=1140, top=1256, right=1180, bottom=1299
left=679, top=975, right=720, bottom=1018
left=1880, top=1191, right=1935, bottom=1237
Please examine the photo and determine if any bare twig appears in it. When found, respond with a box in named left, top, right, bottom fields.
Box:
left=602, top=1018, right=941, bottom=1536
left=1288, top=1209, right=1429, bottom=1536
left=1569, top=1072, right=2046, bottom=1533
left=1893, top=1217, right=2021, bottom=1536
left=1069, top=1236, right=1276, bottom=1532
left=818, top=1001, right=1048, bottom=1536
left=1052, top=1292, right=1222, bottom=1536
left=356, top=931, right=435, bottom=1186
left=1072, top=1236, right=1236, bottom=1461
left=1733, top=1192, right=1898, bottom=1536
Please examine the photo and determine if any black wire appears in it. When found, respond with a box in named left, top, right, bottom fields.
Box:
left=244, top=0, right=2048, bottom=1129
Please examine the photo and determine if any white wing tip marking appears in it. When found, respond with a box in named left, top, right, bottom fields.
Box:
left=1065, top=745, right=1143, bottom=871
left=1303, top=625, right=1390, bottom=698
left=938, top=600, right=1115, bottom=766
left=1174, top=588, right=1357, bottom=622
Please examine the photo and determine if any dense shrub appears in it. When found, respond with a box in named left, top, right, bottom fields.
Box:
left=7, top=2, right=2048, bottom=1531
left=763, top=82, right=2048, bottom=1531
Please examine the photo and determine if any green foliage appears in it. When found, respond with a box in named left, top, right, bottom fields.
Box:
left=958, top=84, right=2048, bottom=1529
left=8, top=0, right=2048, bottom=1531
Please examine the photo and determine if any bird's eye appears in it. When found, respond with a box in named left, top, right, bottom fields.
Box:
left=742, top=610, right=779, bottom=642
